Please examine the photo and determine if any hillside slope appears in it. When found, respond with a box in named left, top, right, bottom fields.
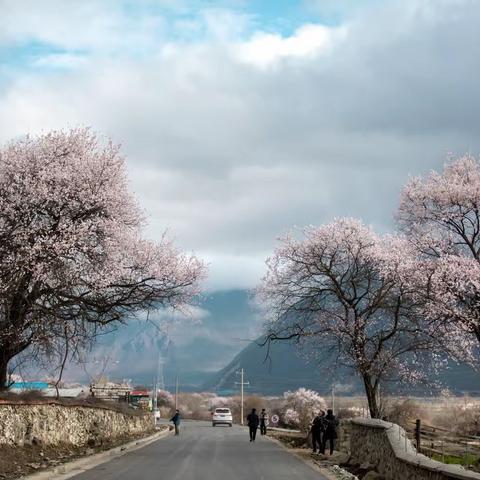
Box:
left=202, top=338, right=480, bottom=396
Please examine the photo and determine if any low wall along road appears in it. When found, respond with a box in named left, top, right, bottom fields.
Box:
left=349, top=418, right=480, bottom=480
left=0, top=401, right=154, bottom=447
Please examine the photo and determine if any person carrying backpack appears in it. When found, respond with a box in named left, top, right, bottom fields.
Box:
left=321, top=409, right=339, bottom=455
left=170, top=409, right=181, bottom=435
left=310, top=410, right=325, bottom=453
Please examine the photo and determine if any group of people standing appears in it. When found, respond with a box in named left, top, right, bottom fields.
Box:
left=310, top=409, right=339, bottom=455
left=246, top=407, right=338, bottom=455
left=246, top=408, right=268, bottom=442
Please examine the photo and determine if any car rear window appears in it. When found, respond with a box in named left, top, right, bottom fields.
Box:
left=215, top=408, right=231, bottom=413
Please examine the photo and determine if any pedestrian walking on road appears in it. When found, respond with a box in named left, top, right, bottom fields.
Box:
left=260, top=408, right=268, bottom=436
left=246, top=408, right=260, bottom=442
left=321, top=409, right=339, bottom=455
left=170, top=409, right=181, bottom=435
left=310, top=410, right=325, bottom=454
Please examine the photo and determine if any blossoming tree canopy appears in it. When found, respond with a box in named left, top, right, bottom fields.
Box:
left=397, top=155, right=480, bottom=344
left=257, top=218, right=443, bottom=418
left=398, top=155, right=480, bottom=259
left=282, top=388, right=327, bottom=431
left=0, top=128, right=206, bottom=388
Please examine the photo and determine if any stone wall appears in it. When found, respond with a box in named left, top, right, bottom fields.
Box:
left=349, top=418, right=480, bottom=480
left=0, top=402, right=155, bottom=447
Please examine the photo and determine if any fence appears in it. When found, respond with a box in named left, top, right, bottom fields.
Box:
left=407, top=419, right=480, bottom=468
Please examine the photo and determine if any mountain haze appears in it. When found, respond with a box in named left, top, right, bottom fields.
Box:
left=66, top=290, right=261, bottom=389
left=203, top=338, right=480, bottom=396
left=61, top=289, right=480, bottom=396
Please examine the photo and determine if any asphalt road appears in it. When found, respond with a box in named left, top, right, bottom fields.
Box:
left=71, top=421, right=328, bottom=480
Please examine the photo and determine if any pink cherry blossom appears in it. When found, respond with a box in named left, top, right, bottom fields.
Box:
left=257, top=218, right=447, bottom=418
left=282, top=388, right=327, bottom=431
left=398, top=155, right=480, bottom=353
left=0, top=128, right=206, bottom=388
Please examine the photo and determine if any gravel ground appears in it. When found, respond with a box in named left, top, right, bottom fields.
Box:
left=267, top=429, right=366, bottom=480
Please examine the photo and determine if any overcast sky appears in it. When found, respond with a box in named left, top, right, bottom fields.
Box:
left=1, top=0, right=479, bottom=291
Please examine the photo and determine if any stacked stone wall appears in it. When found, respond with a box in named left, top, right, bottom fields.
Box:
left=349, top=418, right=480, bottom=480
left=0, top=402, right=154, bottom=446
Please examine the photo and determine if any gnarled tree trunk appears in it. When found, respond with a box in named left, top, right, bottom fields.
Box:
left=363, top=374, right=381, bottom=419
left=0, top=347, right=13, bottom=390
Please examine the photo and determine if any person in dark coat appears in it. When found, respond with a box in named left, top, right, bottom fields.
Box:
left=246, top=408, right=260, bottom=442
left=310, top=410, right=325, bottom=453
left=260, top=408, right=268, bottom=435
left=170, top=409, right=181, bottom=435
left=321, top=409, right=339, bottom=455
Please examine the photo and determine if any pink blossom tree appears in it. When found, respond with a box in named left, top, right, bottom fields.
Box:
left=282, top=388, right=327, bottom=431
left=257, top=219, right=443, bottom=418
left=0, top=129, right=206, bottom=389
left=397, top=155, right=480, bottom=353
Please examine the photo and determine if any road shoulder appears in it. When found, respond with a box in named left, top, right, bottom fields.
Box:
left=265, top=434, right=340, bottom=480
left=19, top=428, right=173, bottom=480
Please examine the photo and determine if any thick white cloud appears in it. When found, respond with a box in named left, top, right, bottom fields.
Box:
left=1, top=0, right=479, bottom=291
left=236, top=24, right=342, bottom=67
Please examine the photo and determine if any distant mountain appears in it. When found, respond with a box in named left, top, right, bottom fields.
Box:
left=201, top=338, right=360, bottom=395
left=202, top=337, right=480, bottom=396
left=59, top=287, right=480, bottom=397
left=64, top=290, right=262, bottom=389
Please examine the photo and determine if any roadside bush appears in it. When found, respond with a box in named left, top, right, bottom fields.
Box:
left=176, top=392, right=232, bottom=420
left=449, top=406, right=480, bottom=436
left=336, top=407, right=363, bottom=419
left=0, top=390, right=45, bottom=402
left=385, top=399, right=426, bottom=428
left=157, top=390, right=174, bottom=408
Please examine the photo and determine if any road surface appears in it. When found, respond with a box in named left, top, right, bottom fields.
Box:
left=71, top=421, right=328, bottom=480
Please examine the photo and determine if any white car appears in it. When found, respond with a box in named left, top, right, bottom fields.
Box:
left=212, top=407, right=233, bottom=427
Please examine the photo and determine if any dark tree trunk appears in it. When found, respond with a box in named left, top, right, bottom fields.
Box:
left=0, top=348, right=11, bottom=390
left=363, top=374, right=380, bottom=418
left=0, top=297, right=33, bottom=391
left=0, top=342, right=25, bottom=391
left=474, top=324, right=480, bottom=344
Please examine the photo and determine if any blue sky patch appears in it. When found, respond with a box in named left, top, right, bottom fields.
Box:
left=0, top=40, right=87, bottom=73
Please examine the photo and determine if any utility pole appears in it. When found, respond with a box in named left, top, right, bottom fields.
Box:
left=152, top=377, right=158, bottom=425
left=153, top=352, right=165, bottom=425
left=331, top=383, right=335, bottom=413
left=235, top=368, right=249, bottom=425
left=155, top=353, right=166, bottom=392
left=174, top=375, right=179, bottom=410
